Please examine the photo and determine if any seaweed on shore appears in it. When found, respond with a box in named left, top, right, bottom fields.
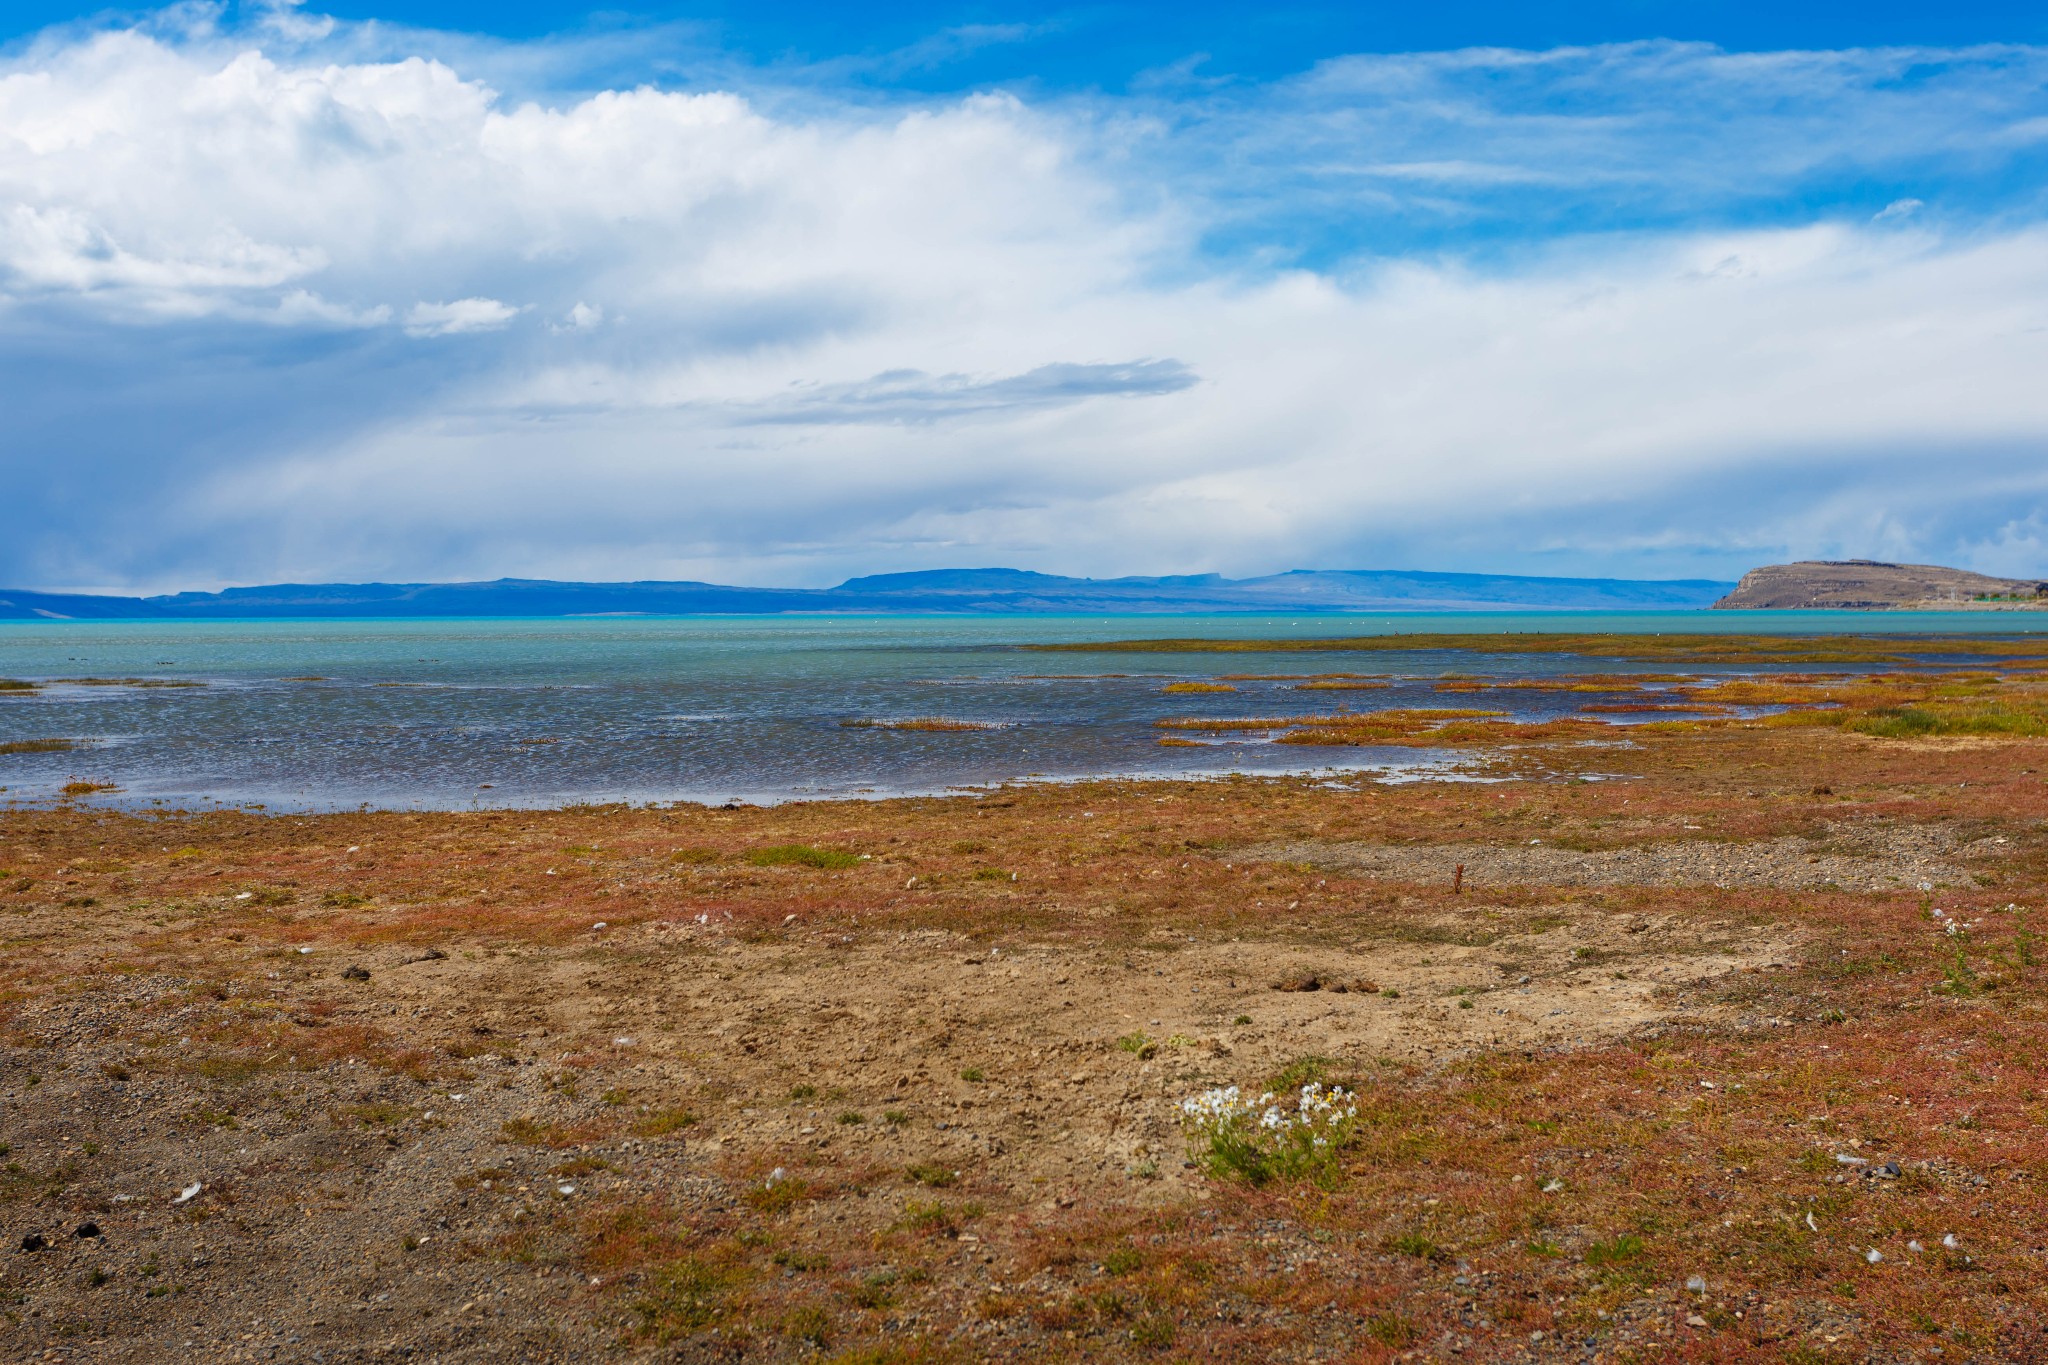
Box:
left=1578, top=702, right=1729, bottom=714
left=1216, top=672, right=1390, bottom=681
left=1153, top=706, right=1595, bottom=748
left=1435, top=673, right=1695, bottom=694
left=0, top=738, right=91, bottom=755
left=1028, top=631, right=2048, bottom=666
left=1156, top=658, right=2048, bottom=747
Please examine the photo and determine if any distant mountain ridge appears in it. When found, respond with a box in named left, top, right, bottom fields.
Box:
left=0, top=567, right=1737, bottom=620
left=1713, top=561, right=2048, bottom=610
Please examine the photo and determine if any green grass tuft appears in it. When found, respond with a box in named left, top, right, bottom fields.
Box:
left=748, top=844, right=861, bottom=870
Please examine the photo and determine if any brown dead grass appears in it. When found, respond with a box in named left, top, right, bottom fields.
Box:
left=5, top=652, right=2048, bottom=1361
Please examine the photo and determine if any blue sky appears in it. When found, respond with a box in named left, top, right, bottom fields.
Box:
left=4, top=0, right=2048, bottom=591
left=13, top=1, right=2047, bottom=84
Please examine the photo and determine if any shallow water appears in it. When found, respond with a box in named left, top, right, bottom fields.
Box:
left=0, top=611, right=2040, bottom=810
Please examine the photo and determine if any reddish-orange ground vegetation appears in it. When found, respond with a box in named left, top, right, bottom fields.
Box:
left=2, top=652, right=2047, bottom=1363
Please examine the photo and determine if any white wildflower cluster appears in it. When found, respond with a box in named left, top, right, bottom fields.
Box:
left=1178, top=1085, right=1251, bottom=1124
left=1179, top=1082, right=1361, bottom=1184
left=1932, top=907, right=1979, bottom=937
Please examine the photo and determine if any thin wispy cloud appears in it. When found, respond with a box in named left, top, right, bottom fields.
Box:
left=2, top=8, right=2048, bottom=591
left=1130, top=40, right=2048, bottom=255
left=723, top=361, right=1200, bottom=425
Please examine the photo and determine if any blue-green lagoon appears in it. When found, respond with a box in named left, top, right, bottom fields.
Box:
left=2, top=611, right=2041, bottom=811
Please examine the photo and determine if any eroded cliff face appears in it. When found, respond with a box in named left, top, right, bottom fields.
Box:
left=1714, top=559, right=2048, bottom=609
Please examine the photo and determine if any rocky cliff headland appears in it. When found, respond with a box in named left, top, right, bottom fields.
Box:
left=1714, top=559, right=2047, bottom=609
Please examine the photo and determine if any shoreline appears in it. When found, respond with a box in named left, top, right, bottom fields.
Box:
left=5, top=681, right=2047, bottom=1360
left=0, top=751, right=1485, bottom=816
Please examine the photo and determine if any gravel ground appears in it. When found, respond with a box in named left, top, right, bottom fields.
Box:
left=1252, top=821, right=2013, bottom=893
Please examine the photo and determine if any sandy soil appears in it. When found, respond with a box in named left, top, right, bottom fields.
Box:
left=3, top=716, right=2045, bottom=1364
left=1, top=892, right=1798, bottom=1363
left=1254, top=820, right=2012, bottom=893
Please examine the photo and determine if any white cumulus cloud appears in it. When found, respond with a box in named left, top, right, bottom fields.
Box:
left=405, top=297, right=520, bottom=336
left=2, top=13, right=2048, bottom=591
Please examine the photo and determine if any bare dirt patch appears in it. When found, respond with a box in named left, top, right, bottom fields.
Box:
left=0, top=909, right=1792, bottom=1363
left=1252, top=820, right=2010, bottom=893
left=4, top=710, right=2047, bottom=1363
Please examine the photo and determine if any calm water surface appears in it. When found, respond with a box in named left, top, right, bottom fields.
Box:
left=1, top=611, right=2041, bottom=810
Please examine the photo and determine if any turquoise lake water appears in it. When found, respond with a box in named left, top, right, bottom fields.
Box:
left=1, top=611, right=2042, bottom=811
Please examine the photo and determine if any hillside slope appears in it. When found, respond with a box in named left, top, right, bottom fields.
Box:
left=1713, top=560, right=2047, bottom=610
left=0, top=568, right=1735, bottom=619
